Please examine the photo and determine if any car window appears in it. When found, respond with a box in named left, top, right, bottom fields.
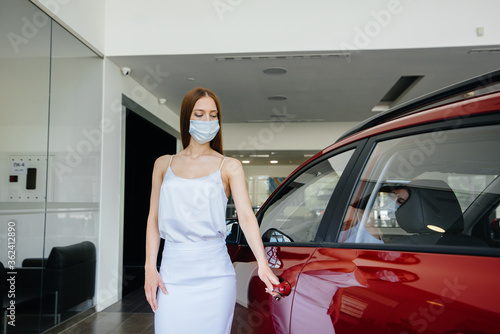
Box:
left=260, top=149, right=355, bottom=243
left=338, top=124, right=500, bottom=249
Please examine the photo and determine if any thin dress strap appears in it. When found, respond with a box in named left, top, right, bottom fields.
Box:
left=218, top=156, right=227, bottom=170
left=168, top=154, right=175, bottom=168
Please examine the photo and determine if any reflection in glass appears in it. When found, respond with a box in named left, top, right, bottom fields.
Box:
left=1, top=1, right=102, bottom=332
left=1, top=0, right=52, bottom=332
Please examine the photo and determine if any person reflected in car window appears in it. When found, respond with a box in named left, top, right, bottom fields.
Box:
left=339, top=185, right=410, bottom=244
left=382, top=185, right=410, bottom=212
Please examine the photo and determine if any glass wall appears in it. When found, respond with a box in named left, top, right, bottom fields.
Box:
left=0, top=0, right=102, bottom=332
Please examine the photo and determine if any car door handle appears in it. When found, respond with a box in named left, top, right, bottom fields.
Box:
left=272, top=277, right=291, bottom=300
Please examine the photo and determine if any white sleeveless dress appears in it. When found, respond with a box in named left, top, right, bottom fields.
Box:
left=155, top=155, right=237, bottom=333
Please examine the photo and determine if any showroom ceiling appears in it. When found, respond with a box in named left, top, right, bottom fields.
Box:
left=110, top=46, right=500, bottom=124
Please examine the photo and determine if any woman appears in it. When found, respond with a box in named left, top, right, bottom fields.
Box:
left=144, top=87, right=280, bottom=333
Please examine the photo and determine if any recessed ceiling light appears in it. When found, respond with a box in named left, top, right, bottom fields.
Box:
left=263, top=67, right=287, bottom=75
left=242, top=160, right=250, bottom=164
left=188, top=77, right=196, bottom=81
left=270, top=160, right=279, bottom=164
left=267, top=96, right=287, bottom=101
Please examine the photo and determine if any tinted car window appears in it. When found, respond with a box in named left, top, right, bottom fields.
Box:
left=260, top=149, right=354, bottom=243
left=338, top=124, right=500, bottom=248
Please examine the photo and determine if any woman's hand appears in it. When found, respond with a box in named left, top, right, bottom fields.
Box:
left=144, top=267, right=167, bottom=312
left=258, top=264, right=281, bottom=298
left=279, top=264, right=302, bottom=289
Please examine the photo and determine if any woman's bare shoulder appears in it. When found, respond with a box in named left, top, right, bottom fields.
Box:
left=223, top=156, right=241, bottom=165
left=153, top=154, right=173, bottom=173
left=222, top=157, right=244, bottom=176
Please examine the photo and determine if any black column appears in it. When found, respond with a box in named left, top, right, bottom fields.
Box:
left=123, top=109, right=176, bottom=297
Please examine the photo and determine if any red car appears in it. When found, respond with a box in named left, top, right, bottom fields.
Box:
left=227, top=69, right=500, bottom=334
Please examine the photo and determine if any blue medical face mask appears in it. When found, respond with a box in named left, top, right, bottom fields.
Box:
left=386, top=197, right=400, bottom=219
left=189, top=120, right=220, bottom=145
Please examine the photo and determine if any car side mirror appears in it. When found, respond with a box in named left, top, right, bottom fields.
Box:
left=262, top=228, right=293, bottom=243
left=226, top=218, right=242, bottom=245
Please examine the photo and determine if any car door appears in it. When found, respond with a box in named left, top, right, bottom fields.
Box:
left=292, top=114, right=500, bottom=333
left=229, top=146, right=361, bottom=334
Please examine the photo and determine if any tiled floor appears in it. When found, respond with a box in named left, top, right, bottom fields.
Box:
left=46, top=289, right=154, bottom=334
left=49, top=289, right=249, bottom=334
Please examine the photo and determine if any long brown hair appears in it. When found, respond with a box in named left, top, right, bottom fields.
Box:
left=180, top=87, right=223, bottom=155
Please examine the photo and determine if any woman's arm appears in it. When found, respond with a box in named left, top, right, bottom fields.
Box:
left=144, top=156, right=168, bottom=312
left=225, top=158, right=280, bottom=295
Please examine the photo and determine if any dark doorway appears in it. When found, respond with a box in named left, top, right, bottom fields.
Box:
left=123, top=109, right=176, bottom=297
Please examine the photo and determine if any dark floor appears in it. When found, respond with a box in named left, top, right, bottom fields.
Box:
left=49, top=289, right=248, bottom=334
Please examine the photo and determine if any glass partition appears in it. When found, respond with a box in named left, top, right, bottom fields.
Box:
left=0, top=0, right=102, bottom=332
left=0, top=0, right=51, bottom=332
left=41, top=20, right=102, bottom=329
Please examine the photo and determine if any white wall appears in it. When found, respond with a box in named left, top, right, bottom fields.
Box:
left=25, top=0, right=500, bottom=57
left=31, top=0, right=105, bottom=54
left=105, top=0, right=500, bottom=56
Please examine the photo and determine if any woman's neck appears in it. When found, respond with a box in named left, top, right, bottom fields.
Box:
left=183, top=140, right=213, bottom=158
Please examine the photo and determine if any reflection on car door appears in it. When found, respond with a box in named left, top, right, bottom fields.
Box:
left=289, top=248, right=417, bottom=334
left=285, top=248, right=370, bottom=333
left=231, top=245, right=316, bottom=333
left=290, top=248, right=500, bottom=333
